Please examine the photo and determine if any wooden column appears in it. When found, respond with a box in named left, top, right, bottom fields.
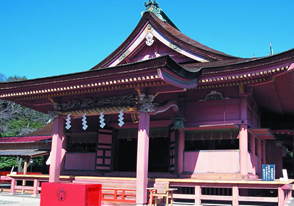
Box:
left=263, top=140, right=266, bottom=164
left=177, top=129, right=185, bottom=175
left=136, top=112, right=150, bottom=205
left=49, top=115, right=65, bottom=182
left=239, top=97, right=248, bottom=176
left=239, top=124, right=248, bottom=176
left=250, top=134, right=256, bottom=175
left=257, top=139, right=262, bottom=175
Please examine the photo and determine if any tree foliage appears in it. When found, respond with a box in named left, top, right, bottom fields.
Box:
left=0, top=74, right=50, bottom=171
left=0, top=157, right=18, bottom=170
left=0, top=76, right=49, bottom=137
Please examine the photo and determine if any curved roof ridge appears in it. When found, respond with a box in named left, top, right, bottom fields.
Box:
left=147, top=12, right=239, bottom=60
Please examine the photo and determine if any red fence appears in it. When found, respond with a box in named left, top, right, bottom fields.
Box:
left=101, top=188, right=136, bottom=203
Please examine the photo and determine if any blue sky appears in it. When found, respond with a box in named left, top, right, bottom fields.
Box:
left=1, top=0, right=294, bottom=80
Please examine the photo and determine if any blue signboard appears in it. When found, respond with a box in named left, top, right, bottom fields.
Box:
left=262, top=164, right=275, bottom=181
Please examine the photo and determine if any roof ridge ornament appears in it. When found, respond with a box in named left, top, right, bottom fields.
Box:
left=142, top=0, right=166, bottom=22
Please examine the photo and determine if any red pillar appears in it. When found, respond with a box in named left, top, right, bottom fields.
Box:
left=257, top=139, right=262, bottom=175
left=177, top=129, right=185, bottom=175
left=239, top=97, right=248, bottom=177
left=136, top=112, right=150, bottom=205
left=49, top=115, right=65, bottom=182
left=239, top=124, right=248, bottom=176
left=250, top=134, right=256, bottom=175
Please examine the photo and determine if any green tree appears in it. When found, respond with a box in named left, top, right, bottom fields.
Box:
left=0, top=157, right=18, bottom=170
left=0, top=75, right=50, bottom=171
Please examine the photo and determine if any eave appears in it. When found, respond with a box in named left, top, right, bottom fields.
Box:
left=0, top=56, right=201, bottom=114
left=188, top=49, right=294, bottom=87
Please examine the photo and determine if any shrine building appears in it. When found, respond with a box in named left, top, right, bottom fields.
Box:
left=1, top=1, right=294, bottom=205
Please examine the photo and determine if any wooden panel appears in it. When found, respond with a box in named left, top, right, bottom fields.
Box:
left=185, top=99, right=240, bottom=123
left=96, top=129, right=113, bottom=171
left=184, top=150, right=240, bottom=173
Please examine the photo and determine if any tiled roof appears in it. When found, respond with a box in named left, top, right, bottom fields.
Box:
left=182, top=48, right=294, bottom=74
left=0, top=136, right=51, bottom=143
left=0, top=150, right=49, bottom=158
left=147, top=12, right=238, bottom=60
left=23, top=121, right=54, bottom=136
left=0, top=122, right=53, bottom=143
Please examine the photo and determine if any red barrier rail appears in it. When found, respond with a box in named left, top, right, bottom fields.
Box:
left=101, top=188, right=136, bottom=203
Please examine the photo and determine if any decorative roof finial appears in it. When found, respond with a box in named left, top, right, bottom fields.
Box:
left=141, top=0, right=180, bottom=31
left=144, top=0, right=159, bottom=9
left=142, top=0, right=166, bottom=22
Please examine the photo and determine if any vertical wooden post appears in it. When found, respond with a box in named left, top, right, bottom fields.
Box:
left=278, top=187, right=284, bottom=206
left=239, top=97, right=248, bottom=177
left=194, top=185, right=201, bottom=205
left=177, top=129, right=185, bottom=175
left=49, top=115, right=65, bottom=182
left=10, top=178, right=16, bottom=195
left=232, top=186, right=239, bottom=206
left=32, top=179, right=39, bottom=197
left=22, top=158, right=28, bottom=193
left=250, top=134, right=256, bottom=175
left=257, top=139, right=262, bottom=175
left=136, top=112, right=150, bottom=205
left=239, top=124, right=248, bottom=176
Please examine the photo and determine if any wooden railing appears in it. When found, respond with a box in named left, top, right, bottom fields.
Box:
left=155, top=178, right=293, bottom=206
left=0, top=172, right=41, bottom=183
left=7, top=174, right=293, bottom=205
left=7, top=174, right=137, bottom=203
left=7, top=174, right=74, bottom=196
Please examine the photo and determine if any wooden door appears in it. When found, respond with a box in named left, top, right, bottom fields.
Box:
left=96, top=129, right=114, bottom=171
